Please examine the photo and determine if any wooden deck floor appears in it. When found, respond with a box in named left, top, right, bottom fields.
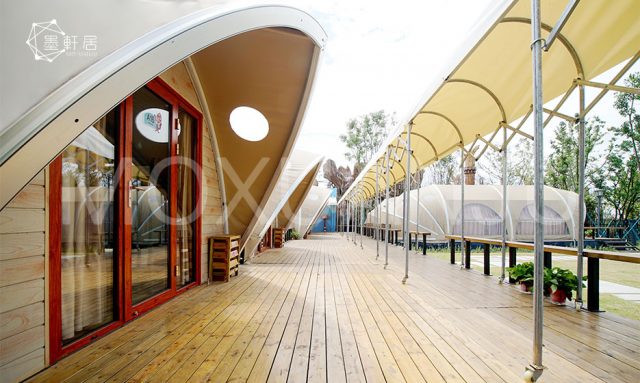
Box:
left=30, top=233, right=640, bottom=382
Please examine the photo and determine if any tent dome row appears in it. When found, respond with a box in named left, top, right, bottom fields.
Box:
left=365, top=184, right=581, bottom=242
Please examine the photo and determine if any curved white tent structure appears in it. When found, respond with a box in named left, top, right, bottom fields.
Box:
left=367, top=185, right=580, bottom=242
left=289, top=185, right=332, bottom=236
left=0, top=2, right=327, bottom=379
left=0, top=1, right=327, bottom=216
left=242, top=150, right=323, bottom=257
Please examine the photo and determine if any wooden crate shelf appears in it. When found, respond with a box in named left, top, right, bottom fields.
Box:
left=208, top=235, right=240, bottom=282
left=273, top=228, right=285, bottom=248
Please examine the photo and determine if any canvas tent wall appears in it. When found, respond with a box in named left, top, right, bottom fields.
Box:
left=289, top=185, right=332, bottom=236
left=366, top=185, right=580, bottom=241
left=242, top=150, right=323, bottom=257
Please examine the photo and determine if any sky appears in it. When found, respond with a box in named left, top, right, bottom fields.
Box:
left=288, top=0, right=636, bottom=173
left=291, top=0, right=498, bottom=167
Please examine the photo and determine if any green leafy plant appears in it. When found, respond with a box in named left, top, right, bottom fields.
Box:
left=290, top=230, right=301, bottom=240
left=543, top=267, right=587, bottom=300
left=506, top=262, right=534, bottom=286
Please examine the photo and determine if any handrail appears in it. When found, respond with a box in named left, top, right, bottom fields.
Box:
left=445, top=235, right=640, bottom=263
left=445, top=234, right=640, bottom=312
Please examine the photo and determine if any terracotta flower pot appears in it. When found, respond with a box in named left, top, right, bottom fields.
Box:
left=550, top=289, right=567, bottom=305
left=519, top=282, right=532, bottom=294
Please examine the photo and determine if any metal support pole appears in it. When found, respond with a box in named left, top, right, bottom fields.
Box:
left=576, top=84, right=586, bottom=308
left=356, top=198, right=359, bottom=241
left=525, top=0, right=545, bottom=380
left=376, top=163, right=380, bottom=259
left=360, top=198, right=364, bottom=249
left=337, top=202, right=340, bottom=234
left=393, top=183, right=397, bottom=244
left=385, top=150, right=390, bottom=269
left=351, top=199, right=355, bottom=242
left=403, top=124, right=412, bottom=283
left=346, top=200, right=350, bottom=239
left=416, top=173, right=420, bottom=253
left=501, top=126, right=508, bottom=283
left=460, top=147, right=466, bottom=269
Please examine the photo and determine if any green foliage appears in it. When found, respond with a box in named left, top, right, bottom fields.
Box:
left=508, top=262, right=587, bottom=300
left=339, top=110, right=394, bottom=168
left=290, top=230, right=301, bottom=240
left=543, top=267, right=586, bottom=300
left=545, top=117, right=604, bottom=218
left=591, top=72, right=640, bottom=220
left=425, top=152, right=459, bottom=185
left=613, top=72, right=640, bottom=174
left=506, top=262, right=534, bottom=285
left=479, top=137, right=534, bottom=185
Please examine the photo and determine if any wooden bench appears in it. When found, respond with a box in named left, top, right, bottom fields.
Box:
left=445, top=234, right=640, bottom=311
left=388, top=228, right=402, bottom=246
left=409, top=231, right=431, bottom=255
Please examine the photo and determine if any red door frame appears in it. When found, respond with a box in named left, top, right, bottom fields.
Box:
left=49, top=78, right=202, bottom=363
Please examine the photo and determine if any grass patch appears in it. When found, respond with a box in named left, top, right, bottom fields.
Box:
left=600, top=294, right=640, bottom=321
left=423, top=248, right=640, bottom=322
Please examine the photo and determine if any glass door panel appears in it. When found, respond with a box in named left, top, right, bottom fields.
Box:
left=60, top=109, right=118, bottom=344
left=176, top=109, right=197, bottom=287
left=130, top=87, right=171, bottom=305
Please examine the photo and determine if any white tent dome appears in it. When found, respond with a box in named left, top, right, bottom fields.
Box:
left=366, top=185, right=581, bottom=242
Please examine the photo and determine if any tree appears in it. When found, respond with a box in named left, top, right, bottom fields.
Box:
left=591, top=73, right=640, bottom=221
left=613, top=72, right=640, bottom=174
left=339, top=110, right=394, bottom=168
left=593, top=148, right=640, bottom=221
left=544, top=117, right=604, bottom=219
left=478, top=137, right=534, bottom=185
left=545, top=118, right=604, bottom=192
left=424, top=152, right=459, bottom=185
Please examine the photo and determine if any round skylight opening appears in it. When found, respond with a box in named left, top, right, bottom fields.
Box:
left=229, top=106, right=269, bottom=141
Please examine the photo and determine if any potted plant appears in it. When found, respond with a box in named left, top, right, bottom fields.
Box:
left=544, top=267, right=586, bottom=305
left=506, top=262, right=534, bottom=293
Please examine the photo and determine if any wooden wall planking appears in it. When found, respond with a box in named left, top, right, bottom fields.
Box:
left=0, top=170, right=46, bottom=382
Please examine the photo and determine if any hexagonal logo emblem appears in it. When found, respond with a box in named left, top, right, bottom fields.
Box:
left=26, top=19, right=66, bottom=62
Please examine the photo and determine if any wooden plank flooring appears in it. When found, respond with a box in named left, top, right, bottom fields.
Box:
left=29, top=234, right=640, bottom=382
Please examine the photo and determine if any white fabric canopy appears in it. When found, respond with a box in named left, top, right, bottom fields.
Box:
left=342, top=0, right=640, bottom=202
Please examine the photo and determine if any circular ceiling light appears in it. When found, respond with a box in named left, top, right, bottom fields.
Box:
left=229, top=106, right=269, bottom=142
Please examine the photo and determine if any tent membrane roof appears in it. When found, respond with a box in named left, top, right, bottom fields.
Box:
left=290, top=185, right=332, bottom=236
left=0, top=2, right=326, bottom=209
left=341, top=0, right=640, bottom=202
left=241, top=150, right=323, bottom=256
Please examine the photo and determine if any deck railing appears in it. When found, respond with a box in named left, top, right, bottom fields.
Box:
left=445, top=235, right=640, bottom=312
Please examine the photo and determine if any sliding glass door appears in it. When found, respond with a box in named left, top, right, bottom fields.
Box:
left=129, top=87, right=172, bottom=306
left=51, top=78, right=202, bottom=362
left=59, top=109, right=119, bottom=345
